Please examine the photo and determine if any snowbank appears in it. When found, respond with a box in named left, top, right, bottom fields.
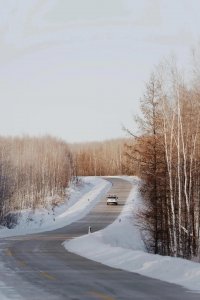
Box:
left=0, top=177, right=111, bottom=238
left=64, top=176, right=200, bottom=293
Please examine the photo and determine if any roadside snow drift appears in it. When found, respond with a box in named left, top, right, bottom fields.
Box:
left=64, top=177, right=200, bottom=293
left=0, top=177, right=111, bottom=238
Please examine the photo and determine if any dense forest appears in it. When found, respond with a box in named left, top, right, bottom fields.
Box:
left=0, top=134, right=131, bottom=228
left=125, top=58, right=200, bottom=259
left=0, top=135, right=131, bottom=228
left=70, top=138, right=131, bottom=176
left=0, top=136, right=73, bottom=227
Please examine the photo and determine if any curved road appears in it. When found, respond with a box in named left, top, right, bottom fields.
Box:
left=0, top=178, right=199, bottom=300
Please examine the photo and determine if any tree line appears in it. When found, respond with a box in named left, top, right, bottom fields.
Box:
left=0, top=136, right=73, bottom=227
left=71, top=138, right=130, bottom=176
left=0, top=134, right=131, bottom=228
left=125, top=58, right=200, bottom=259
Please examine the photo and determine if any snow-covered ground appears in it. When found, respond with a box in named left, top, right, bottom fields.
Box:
left=0, top=177, right=111, bottom=238
left=1, top=176, right=200, bottom=293
left=64, top=176, right=200, bottom=293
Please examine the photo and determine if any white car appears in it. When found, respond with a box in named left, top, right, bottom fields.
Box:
left=106, top=195, right=118, bottom=205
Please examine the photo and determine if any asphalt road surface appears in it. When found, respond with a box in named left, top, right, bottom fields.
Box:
left=0, top=177, right=199, bottom=300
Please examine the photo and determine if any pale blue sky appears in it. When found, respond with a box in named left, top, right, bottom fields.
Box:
left=0, top=0, right=199, bottom=142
